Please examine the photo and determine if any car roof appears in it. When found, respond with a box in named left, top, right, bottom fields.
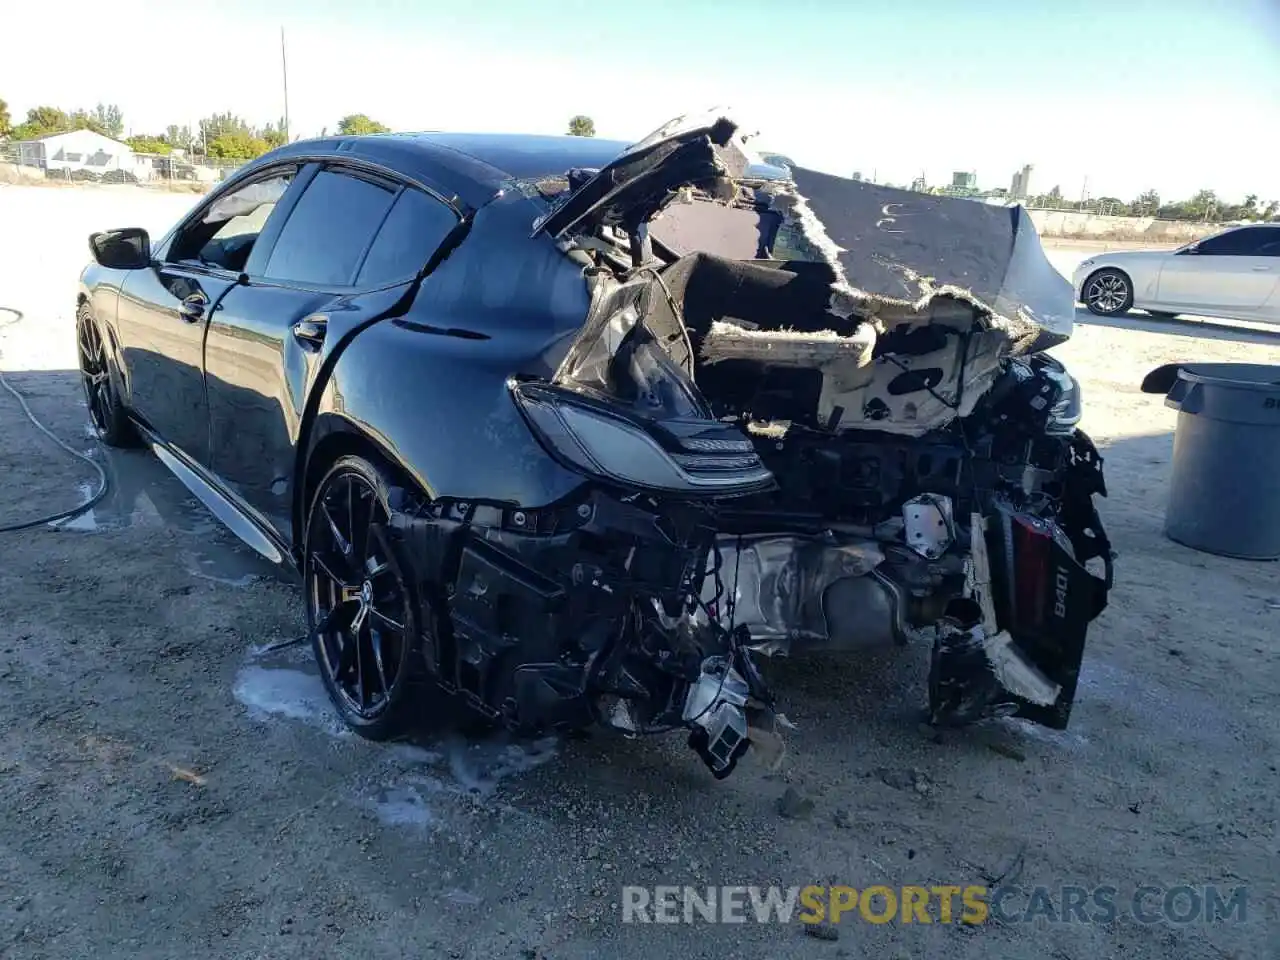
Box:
left=258, top=132, right=631, bottom=211
left=407, top=132, right=632, bottom=179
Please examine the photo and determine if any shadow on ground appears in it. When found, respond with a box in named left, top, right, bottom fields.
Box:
left=1074, top=305, right=1280, bottom=346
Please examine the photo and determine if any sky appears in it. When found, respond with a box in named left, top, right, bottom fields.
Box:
left=2, top=0, right=1278, bottom=203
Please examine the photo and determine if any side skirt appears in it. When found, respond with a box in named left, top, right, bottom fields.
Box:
left=132, top=420, right=296, bottom=571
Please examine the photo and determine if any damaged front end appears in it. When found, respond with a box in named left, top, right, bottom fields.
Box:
left=385, top=113, right=1113, bottom=779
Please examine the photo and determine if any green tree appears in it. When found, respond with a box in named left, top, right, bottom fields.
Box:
left=199, top=112, right=252, bottom=145
left=1156, top=200, right=1193, bottom=220
left=1129, top=189, right=1160, bottom=216
left=91, top=103, right=124, bottom=139
left=337, top=114, right=390, bottom=135
left=126, top=135, right=172, bottom=154
left=165, top=124, right=195, bottom=152
left=567, top=115, right=596, bottom=137
left=68, top=109, right=105, bottom=134
left=11, top=105, right=71, bottom=140
left=1226, top=193, right=1261, bottom=221
left=257, top=118, right=288, bottom=149
left=1263, top=199, right=1279, bottom=222
left=0, top=99, right=10, bottom=139
left=206, top=129, right=271, bottom=160
left=1189, top=189, right=1218, bottom=221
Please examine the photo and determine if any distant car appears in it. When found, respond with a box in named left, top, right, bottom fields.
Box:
left=1073, top=224, right=1280, bottom=323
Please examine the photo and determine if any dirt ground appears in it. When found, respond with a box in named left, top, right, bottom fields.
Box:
left=0, top=184, right=1277, bottom=960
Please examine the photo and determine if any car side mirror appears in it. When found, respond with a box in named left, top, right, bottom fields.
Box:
left=89, top=228, right=151, bottom=269
left=1180, top=243, right=1199, bottom=255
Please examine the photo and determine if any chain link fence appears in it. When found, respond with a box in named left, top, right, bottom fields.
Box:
left=1, top=141, right=243, bottom=190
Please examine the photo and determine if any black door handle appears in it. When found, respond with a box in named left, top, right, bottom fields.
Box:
left=293, top=316, right=328, bottom=345
left=178, top=294, right=206, bottom=322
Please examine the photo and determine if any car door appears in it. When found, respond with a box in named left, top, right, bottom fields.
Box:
left=1155, top=227, right=1280, bottom=312
left=202, top=163, right=460, bottom=537
left=114, top=168, right=299, bottom=463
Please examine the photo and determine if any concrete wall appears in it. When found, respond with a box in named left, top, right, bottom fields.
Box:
left=1029, top=209, right=1218, bottom=242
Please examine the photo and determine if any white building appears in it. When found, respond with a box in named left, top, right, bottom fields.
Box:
left=16, top=129, right=149, bottom=180
left=1009, top=163, right=1034, bottom=201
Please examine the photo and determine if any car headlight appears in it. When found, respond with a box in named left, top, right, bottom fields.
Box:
left=512, top=382, right=775, bottom=496
left=1043, top=368, right=1082, bottom=435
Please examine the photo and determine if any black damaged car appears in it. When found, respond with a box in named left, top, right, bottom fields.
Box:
left=77, top=113, right=1112, bottom=778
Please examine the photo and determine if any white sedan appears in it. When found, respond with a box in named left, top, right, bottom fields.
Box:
left=1073, top=224, right=1280, bottom=323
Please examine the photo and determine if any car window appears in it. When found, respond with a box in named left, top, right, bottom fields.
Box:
left=170, top=172, right=294, bottom=272
left=1196, top=227, right=1277, bottom=257
left=1253, top=232, right=1280, bottom=257
left=262, top=169, right=396, bottom=286
left=355, top=187, right=458, bottom=285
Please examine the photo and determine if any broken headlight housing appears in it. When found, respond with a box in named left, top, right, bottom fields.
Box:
left=512, top=381, right=775, bottom=497
left=1043, top=367, right=1082, bottom=435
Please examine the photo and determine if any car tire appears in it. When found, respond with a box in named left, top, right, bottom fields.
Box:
left=304, top=453, right=426, bottom=741
left=76, top=305, right=138, bottom=447
left=1146, top=310, right=1179, bottom=320
left=1082, top=268, right=1134, bottom=316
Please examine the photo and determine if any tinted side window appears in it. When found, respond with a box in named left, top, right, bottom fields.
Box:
left=1197, top=228, right=1270, bottom=257
left=356, top=189, right=458, bottom=285
left=171, top=171, right=294, bottom=271
left=1252, top=231, right=1280, bottom=257
left=263, top=170, right=396, bottom=285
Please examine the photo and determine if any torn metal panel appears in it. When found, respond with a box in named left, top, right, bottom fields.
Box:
left=764, top=167, right=1074, bottom=350
left=532, top=112, right=747, bottom=241
left=928, top=622, right=1060, bottom=727
left=903, top=494, right=955, bottom=560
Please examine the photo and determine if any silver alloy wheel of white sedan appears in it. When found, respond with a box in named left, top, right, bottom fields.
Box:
left=1083, top=269, right=1133, bottom=316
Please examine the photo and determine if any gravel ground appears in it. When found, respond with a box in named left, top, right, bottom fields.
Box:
left=0, top=184, right=1278, bottom=959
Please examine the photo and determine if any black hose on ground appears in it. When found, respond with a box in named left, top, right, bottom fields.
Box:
left=0, top=306, right=110, bottom=532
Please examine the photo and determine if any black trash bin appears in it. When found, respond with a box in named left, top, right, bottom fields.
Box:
left=1150, top=363, right=1280, bottom=560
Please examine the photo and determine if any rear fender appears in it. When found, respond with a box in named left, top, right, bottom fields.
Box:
left=294, top=317, right=590, bottom=549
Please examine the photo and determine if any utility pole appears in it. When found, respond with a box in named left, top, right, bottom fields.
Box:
left=1079, top=175, right=1088, bottom=208
left=281, top=26, right=291, bottom=142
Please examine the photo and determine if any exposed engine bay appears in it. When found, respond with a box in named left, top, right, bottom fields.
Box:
left=389, top=114, right=1114, bottom=779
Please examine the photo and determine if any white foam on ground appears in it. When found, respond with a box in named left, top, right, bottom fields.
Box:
left=384, top=742, right=444, bottom=766
left=368, top=785, right=435, bottom=828
left=232, top=665, right=350, bottom=737
left=443, top=889, right=483, bottom=906
left=997, top=716, right=1089, bottom=751
left=50, top=482, right=102, bottom=532
left=183, top=550, right=260, bottom=587
left=444, top=734, right=560, bottom=797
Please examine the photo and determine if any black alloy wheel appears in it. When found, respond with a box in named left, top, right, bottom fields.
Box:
left=305, top=455, right=420, bottom=739
left=1082, top=269, right=1134, bottom=316
left=76, top=305, right=134, bottom=446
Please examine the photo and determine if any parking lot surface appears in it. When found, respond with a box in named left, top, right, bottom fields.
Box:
left=1, top=184, right=1277, bottom=959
